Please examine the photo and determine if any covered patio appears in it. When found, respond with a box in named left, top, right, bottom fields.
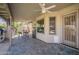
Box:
left=0, top=3, right=79, bottom=55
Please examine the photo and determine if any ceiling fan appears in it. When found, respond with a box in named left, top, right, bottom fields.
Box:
left=39, top=3, right=56, bottom=13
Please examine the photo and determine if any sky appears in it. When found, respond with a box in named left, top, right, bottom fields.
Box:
left=0, top=17, right=6, bottom=24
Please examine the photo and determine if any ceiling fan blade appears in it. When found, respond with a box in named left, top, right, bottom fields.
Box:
left=46, top=5, right=56, bottom=10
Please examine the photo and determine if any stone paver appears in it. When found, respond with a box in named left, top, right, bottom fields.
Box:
left=0, top=41, right=9, bottom=55
left=7, top=35, right=79, bottom=55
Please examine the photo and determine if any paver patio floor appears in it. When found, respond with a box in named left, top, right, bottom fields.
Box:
left=7, top=35, right=79, bottom=55
left=0, top=41, right=9, bottom=55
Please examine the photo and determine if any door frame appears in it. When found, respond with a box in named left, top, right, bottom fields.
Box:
left=62, top=9, right=79, bottom=48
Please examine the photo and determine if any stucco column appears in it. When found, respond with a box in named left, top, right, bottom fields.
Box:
left=9, top=16, right=12, bottom=46
left=6, top=16, right=12, bottom=46
left=44, top=13, right=49, bottom=35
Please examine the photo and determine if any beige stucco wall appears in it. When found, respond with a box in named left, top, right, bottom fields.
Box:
left=34, top=4, right=79, bottom=45
left=35, top=12, right=61, bottom=43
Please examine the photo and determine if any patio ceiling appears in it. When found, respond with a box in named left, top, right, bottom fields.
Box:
left=9, top=3, right=74, bottom=22
left=0, top=4, right=10, bottom=20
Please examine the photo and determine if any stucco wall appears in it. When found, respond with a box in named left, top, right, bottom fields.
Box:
left=35, top=4, right=79, bottom=44
left=36, top=12, right=61, bottom=43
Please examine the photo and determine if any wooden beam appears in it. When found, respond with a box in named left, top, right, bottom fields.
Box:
left=0, top=8, right=8, bottom=11
left=0, top=10, right=8, bottom=13
left=0, top=12, right=8, bottom=14
left=0, top=13, right=8, bottom=16
left=0, top=5, right=6, bottom=9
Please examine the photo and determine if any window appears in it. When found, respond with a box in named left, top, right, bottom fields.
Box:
left=49, top=17, right=56, bottom=34
left=37, top=19, right=44, bottom=33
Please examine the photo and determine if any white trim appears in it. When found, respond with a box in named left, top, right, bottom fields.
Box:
left=76, top=9, right=79, bottom=48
